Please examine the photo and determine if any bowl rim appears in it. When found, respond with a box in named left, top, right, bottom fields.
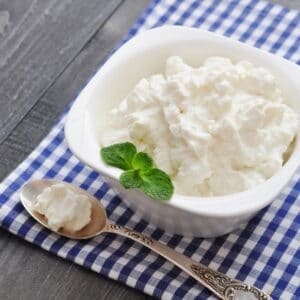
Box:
left=65, top=25, right=300, bottom=218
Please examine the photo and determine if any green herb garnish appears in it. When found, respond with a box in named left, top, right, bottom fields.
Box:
left=101, top=142, right=174, bottom=201
left=100, top=142, right=136, bottom=170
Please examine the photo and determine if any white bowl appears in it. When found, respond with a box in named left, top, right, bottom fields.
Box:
left=65, top=26, right=300, bottom=237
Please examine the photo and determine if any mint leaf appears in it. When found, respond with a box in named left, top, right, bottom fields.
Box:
left=140, top=168, right=174, bottom=201
left=101, top=142, right=137, bottom=170
left=120, top=170, right=143, bottom=189
left=132, top=152, right=153, bottom=170
left=101, top=142, right=174, bottom=201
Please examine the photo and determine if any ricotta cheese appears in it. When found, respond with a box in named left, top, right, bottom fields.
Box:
left=33, top=183, right=92, bottom=231
left=102, top=56, right=299, bottom=196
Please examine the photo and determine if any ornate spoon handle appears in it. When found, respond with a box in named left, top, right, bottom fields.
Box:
left=106, top=223, right=271, bottom=300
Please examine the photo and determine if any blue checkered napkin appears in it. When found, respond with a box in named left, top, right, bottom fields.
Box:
left=0, top=0, right=299, bottom=299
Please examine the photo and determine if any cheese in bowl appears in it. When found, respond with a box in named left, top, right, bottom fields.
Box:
left=102, top=56, right=299, bottom=197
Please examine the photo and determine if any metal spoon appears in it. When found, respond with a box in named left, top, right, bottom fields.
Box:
left=20, top=179, right=271, bottom=300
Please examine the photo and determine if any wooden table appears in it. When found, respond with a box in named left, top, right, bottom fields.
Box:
left=0, top=0, right=298, bottom=299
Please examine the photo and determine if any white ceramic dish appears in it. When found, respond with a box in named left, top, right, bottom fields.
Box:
left=65, top=26, right=300, bottom=237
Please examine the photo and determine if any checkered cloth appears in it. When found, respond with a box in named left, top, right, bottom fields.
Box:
left=0, top=0, right=299, bottom=299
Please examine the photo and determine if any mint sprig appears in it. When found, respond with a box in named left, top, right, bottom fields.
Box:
left=100, top=142, right=174, bottom=201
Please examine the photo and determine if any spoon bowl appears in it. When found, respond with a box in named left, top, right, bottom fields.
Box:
left=20, top=179, right=107, bottom=239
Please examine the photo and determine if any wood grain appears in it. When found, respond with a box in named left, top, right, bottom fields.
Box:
left=269, top=0, right=300, bottom=9
left=0, top=0, right=122, bottom=144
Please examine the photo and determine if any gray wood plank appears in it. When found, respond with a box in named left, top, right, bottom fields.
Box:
left=0, top=0, right=152, bottom=299
left=0, top=0, right=122, bottom=145
left=270, top=0, right=300, bottom=9
left=0, top=0, right=150, bottom=180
